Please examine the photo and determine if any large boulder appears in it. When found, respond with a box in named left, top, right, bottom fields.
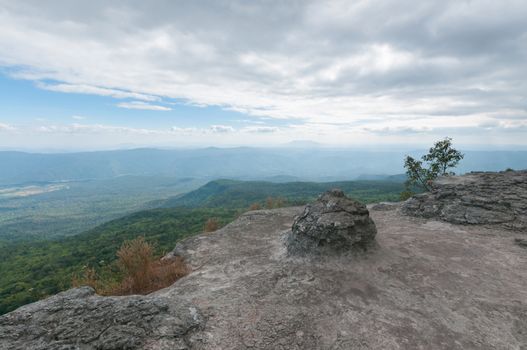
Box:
left=402, top=170, right=527, bottom=231
left=286, top=189, right=377, bottom=255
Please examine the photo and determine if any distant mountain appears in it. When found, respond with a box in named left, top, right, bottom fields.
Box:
left=281, top=140, right=323, bottom=148
left=0, top=148, right=525, bottom=186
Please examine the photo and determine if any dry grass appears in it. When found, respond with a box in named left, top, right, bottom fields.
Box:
left=72, top=266, right=99, bottom=290
left=72, top=237, right=188, bottom=296
left=249, top=202, right=261, bottom=210
left=204, top=218, right=219, bottom=232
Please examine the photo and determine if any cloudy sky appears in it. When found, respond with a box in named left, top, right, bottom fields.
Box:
left=1, top=0, right=526, bottom=150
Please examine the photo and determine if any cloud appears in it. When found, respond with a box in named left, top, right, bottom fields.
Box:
left=37, top=123, right=161, bottom=135
left=0, top=1, right=526, bottom=145
left=38, top=83, right=159, bottom=101
left=0, top=123, right=15, bottom=131
left=116, top=101, right=171, bottom=111
left=243, top=126, right=279, bottom=133
left=71, top=115, right=86, bottom=120
left=170, top=124, right=278, bottom=135
left=171, top=126, right=199, bottom=134
left=209, top=125, right=235, bottom=133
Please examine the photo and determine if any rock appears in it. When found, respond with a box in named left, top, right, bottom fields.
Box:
left=0, top=286, right=204, bottom=350
left=286, top=189, right=377, bottom=255
left=402, top=170, right=527, bottom=231
left=369, top=202, right=400, bottom=211
left=515, top=238, right=527, bottom=248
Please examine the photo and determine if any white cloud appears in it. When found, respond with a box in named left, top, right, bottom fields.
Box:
left=71, top=115, right=86, bottom=120
left=0, top=1, right=526, bottom=146
left=243, top=126, right=279, bottom=133
left=36, top=123, right=161, bottom=135
left=209, top=125, right=235, bottom=133
left=0, top=123, right=15, bottom=131
left=38, top=83, right=160, bottom=102
left=116, top=101, right=171, bottom=111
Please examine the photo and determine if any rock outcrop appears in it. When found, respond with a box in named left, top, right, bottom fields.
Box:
left=0, top=286, right=203, bottom=350
left=402, top=170, right=527, bottom=231
left=286, top=189, right=377, bottom=255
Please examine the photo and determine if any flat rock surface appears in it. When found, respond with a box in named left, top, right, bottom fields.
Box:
left=162, top=206, right=527, bottom=349
left=3, top=206, right=527, bottom=349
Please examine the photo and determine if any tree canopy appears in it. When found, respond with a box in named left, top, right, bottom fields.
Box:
left=404, top=137, right=464, bottom=191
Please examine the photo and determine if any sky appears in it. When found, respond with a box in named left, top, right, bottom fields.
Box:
left=0, top=0, right=526, bottom=151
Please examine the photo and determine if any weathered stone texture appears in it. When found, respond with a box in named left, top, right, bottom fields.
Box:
left=0, top=286, right=203, bottom=350
left=402, top=170, right=527, bottom=231
left=286, top=189, right=377, bottom=255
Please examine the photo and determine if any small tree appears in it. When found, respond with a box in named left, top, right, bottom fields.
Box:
left=404, top=137, right=463, bottom=192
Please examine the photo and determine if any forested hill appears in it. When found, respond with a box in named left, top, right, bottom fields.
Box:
left=159, top=179, right=406, bottom=208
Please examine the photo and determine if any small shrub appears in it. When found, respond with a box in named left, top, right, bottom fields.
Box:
left=115, top=237, right=154, bottom=294
left=72, top=237, right=188, bottom=296
left=249, top=202, right=261, bottom=210
left=111, top=255, right=188, bottom=295
left=204, top=218, right=219, bottom=232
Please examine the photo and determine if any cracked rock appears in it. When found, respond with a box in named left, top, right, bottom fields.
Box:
left=0, top=286, right=204, bottom=350
left=402, top=170, right=527, bottom=231
left=286, top=189, right=377, bottom=255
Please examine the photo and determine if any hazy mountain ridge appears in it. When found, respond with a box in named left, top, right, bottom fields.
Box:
left=1, top=148, right=525, bottom=186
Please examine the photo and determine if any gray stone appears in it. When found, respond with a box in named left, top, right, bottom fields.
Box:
left=402, top=170, right=527, bottom=231
left=514, top=238, right=527, bottom=248
left=369, top=202, right=400, bottom=211
left=286, top=189, right=377, bottom=255
left=0, top=286, right=203, bottom=350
